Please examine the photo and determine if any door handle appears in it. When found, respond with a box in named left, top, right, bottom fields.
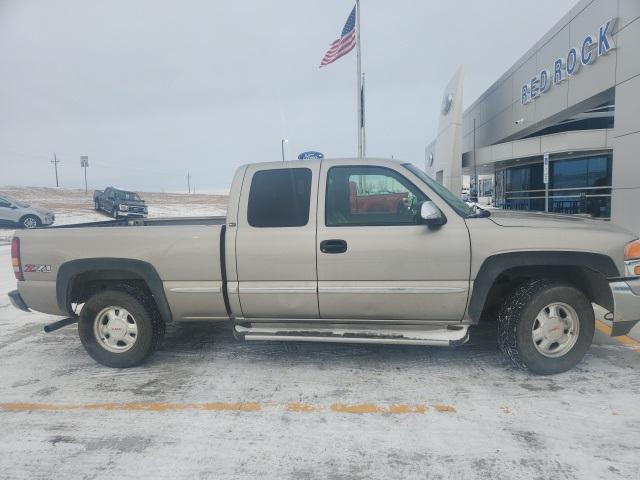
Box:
left=320, top=239, right=348, bottom=254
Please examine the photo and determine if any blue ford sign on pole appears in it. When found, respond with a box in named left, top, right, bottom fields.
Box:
left=297, top=151, right=325, bottom=160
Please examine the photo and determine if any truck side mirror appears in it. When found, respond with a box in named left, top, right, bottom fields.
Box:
left=420, top=201, right=446, bottom=228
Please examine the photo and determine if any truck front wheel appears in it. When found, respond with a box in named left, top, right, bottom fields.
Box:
left=497, top=280, right=594, bottom=375
left=78, top=286, right=165, bottom=368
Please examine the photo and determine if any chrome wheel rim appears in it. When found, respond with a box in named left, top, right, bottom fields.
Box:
left=23, top=217, right=37, bottom=228
left=93, top=306, right=138, bottom=353
left=532, top=302, right=580, bottom=358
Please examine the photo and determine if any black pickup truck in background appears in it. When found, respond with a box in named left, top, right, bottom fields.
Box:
left=94, top=187, right=148, bottom=219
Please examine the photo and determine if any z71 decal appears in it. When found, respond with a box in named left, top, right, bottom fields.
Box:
left=24, top=264, right=52, bottom=273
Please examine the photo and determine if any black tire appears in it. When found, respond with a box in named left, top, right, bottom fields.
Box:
left=497, top=280, right=594, bottom=375
left=78, top=285, right=165, bottom=368
left=20, top=215, right=41, bottom=229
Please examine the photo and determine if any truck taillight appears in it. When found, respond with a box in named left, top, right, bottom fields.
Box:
left=11, top=237, right=23, bottom=281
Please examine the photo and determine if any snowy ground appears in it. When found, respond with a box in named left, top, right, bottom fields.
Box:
left=0, top=189, right=639, bottom=479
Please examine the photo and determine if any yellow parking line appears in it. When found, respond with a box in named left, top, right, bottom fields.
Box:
left=433, top=404, right=456, bottom=413
left=330, top=403, right=428, bottom=414
left=595, top=320, right=640, bottom=351
left=286, top=402, right=319, bottom=412
left=0, top=402, right=447, bottom=414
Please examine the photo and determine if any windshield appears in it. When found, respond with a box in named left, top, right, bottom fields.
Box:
left=1, top=195, right=29, bottom=208
left=402, top=163, right=475, bottom=218
left=117, top=191, right=142, bottom=201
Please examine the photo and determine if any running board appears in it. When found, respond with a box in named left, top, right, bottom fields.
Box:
left=234, top=323, right=470, bottom=347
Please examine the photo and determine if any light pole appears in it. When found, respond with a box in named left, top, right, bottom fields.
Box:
left=472, top=118, right=478, bottom=203
left=281, top=139, right=288, bottom=162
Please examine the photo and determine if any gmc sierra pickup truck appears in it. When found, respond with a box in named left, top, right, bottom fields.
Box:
left=8, top=158, right=640, bottom=374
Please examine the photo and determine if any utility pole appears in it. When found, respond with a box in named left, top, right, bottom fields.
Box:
left=51, top=153, right=60, bottom=187
left=187, top=172, right=191, bottom=193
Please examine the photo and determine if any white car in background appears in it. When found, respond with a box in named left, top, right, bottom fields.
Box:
left=0, top=194, right=55, bottom=229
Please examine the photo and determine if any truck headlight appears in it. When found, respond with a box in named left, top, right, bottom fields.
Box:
left=118, top=204, right=129, bottom=211
left=624, top=239, right=640, bottom=276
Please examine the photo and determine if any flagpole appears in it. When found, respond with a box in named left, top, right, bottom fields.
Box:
left=356, top=0, right=363, bottom=158
left=361, top=72, right=366, bottom=157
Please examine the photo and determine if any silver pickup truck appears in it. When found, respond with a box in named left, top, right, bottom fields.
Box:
left=8, top=158, right=640, bottom=374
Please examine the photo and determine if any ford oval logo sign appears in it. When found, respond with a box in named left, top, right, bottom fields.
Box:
left=297, top=151, right=324, bottom=160
left=441, top=93, right=453, bottom=115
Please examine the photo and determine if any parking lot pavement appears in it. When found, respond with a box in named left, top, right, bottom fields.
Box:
left=628, top=323, right=640, bottom=342
left=0, top=306, right=638, bottom=479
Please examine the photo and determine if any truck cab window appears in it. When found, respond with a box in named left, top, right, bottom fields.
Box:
left=326, top=166, right=426, bottom=226
left=247, top=168, right=312, bottom=228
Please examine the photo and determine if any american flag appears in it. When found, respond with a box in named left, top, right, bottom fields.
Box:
left=319, top=5, right=357, bottom=68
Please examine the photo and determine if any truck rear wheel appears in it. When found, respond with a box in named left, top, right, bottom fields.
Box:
left=78, top=285, right=165, bottom=368
left=497, top=280, right=594, bottom=375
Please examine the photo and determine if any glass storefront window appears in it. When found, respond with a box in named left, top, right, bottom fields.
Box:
left=552, top=158, right=588, bottom=189
left=506, top=163, right=544, bottom=192
left=494, top=169, right=505, bottom=208
left=496, top=154, right=612, bottom=218
left=587, top=156, right=609, bottom=187
left=551, top=156, right=611, bottom=189
left=503, top=163, right=545, bottom=212
left=478, top=178, right=493, bottom=197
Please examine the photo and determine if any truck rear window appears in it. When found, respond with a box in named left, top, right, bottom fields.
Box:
left=247, top=168, right=312, bottom=228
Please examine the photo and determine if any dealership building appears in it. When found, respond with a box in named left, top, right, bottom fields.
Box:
left=426, top=0, right=640, bottom=234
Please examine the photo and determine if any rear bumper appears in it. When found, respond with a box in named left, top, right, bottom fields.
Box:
left=609, top=279, right=640, bottom=336
left=8, top=289, right=30, bottom=312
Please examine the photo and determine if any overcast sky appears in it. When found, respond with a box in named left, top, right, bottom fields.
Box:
left=0, top=0, right=577, bottom=193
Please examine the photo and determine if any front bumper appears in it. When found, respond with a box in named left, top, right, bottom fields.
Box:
left=609, top=279, right=640, bottom=336
left=118, top=211, right=147, bottom=218
left=8, top=289, right=30, bottom=312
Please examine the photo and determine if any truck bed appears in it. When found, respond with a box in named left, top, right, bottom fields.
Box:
left=15, top=216, right=228, bottom=322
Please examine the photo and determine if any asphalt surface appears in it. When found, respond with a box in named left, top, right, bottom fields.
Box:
left=1, top=285, right=639, bottom=479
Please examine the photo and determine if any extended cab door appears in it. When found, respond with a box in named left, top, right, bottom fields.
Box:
left=316, top=160, right=470, bottom=321
left=234, top=162, right=320, bottom=319
left=103, top=188, right=114, bottom=211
